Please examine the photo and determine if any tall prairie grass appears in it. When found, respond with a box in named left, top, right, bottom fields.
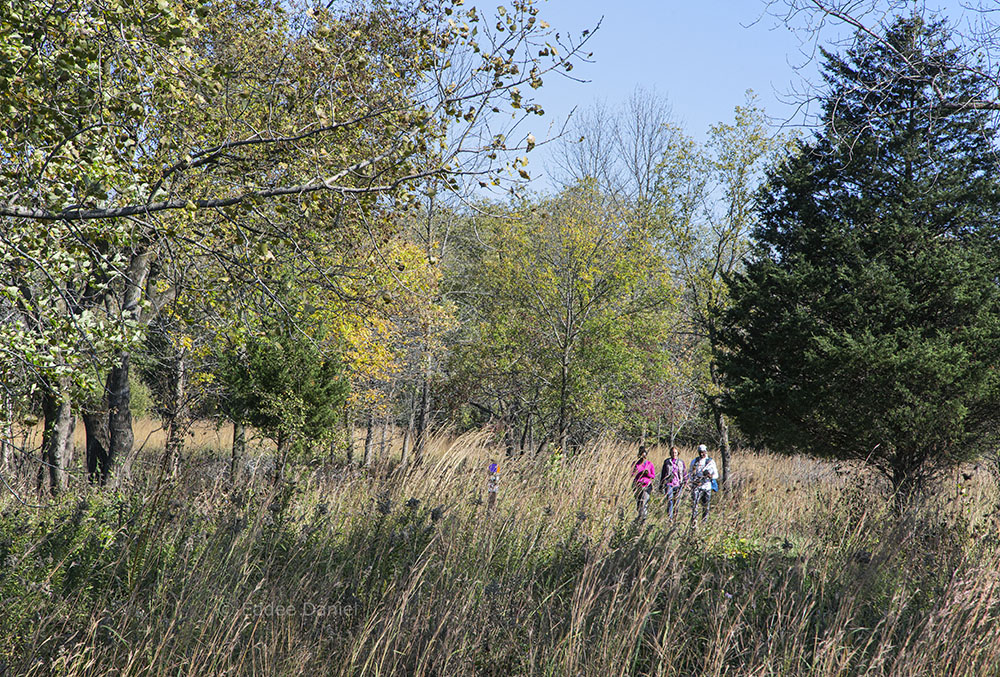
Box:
left=1, top=432, right=999, bottom=675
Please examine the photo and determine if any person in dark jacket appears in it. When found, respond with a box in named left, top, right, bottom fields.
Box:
left=659, top=446, right=688, bottom=518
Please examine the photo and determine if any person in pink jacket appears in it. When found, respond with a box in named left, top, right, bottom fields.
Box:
left=631, top=445, right=655, bottom=521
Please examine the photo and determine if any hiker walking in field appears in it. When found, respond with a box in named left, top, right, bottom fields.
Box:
left=689, top=444, right=719, bottom=525
left=659, top=446, right=688, bottom=518
left=632, top=446, right=655, bottom=521
left=486, top=460, right=499, bottom=513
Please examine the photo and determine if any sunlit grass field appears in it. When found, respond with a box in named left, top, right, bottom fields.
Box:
left=1, top=428, right=999, bottom=675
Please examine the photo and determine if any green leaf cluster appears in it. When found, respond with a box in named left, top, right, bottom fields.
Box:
left=445, top=181, right=676, bottom=446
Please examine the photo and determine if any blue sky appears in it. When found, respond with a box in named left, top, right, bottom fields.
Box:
left=519, top=0, right=970, bottom=188
left=521, top=0, right=825, bottom=185
left=531, top=1, right=816, bottom=131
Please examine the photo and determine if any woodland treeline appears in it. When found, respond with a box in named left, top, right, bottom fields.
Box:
left=0, top=0, right=779, bottom=495
left=4, top=0, right=1000, bottom=501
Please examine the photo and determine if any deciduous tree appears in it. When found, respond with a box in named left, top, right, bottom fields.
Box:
left=447, top=183, right=675, bottom=454
left=0, top=0, right=590, bottom=482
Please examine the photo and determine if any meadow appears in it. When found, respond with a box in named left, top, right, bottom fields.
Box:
left=2, top=430, right=999, bottom=676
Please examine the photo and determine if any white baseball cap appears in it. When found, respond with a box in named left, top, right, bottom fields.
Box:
left=697, top=444, right=708, bottom=453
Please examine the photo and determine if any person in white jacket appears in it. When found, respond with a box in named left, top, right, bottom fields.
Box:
left=689, top=444, right=719, bottom=524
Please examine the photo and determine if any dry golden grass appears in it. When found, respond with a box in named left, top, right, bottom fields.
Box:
left=15, top=418, right=238, bottom=458
left=2, top=431, right=999, bottom=676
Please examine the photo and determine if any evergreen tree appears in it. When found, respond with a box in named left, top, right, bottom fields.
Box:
left=718, top=15, right=1000, bottom=498
left=220, top=317, right=348, bottom=479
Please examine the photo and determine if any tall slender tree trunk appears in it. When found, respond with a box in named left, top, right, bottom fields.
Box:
left=163, top=349, right=189, bottom=478
left=709, top=362, right=731, bottom=486
left=231, top=420, right=245, bottom=480
left=1, top=392, right=12, bottom=472
left=414, top=185, right=443, bottom=468
left=363, top=411, right=375, bottom=467
left=414, top=363, right=431, bottom=466
left=379, top=413, right=389, bottom=460
left=400, top=427, right=410, bottom=467
left=64, top=416, right=76, bottom=471
left=557, top=342, right=571, bottom=457
left=711, top=400, right=731, bottom=487
left=400, top=392, right=416, bottom=468
left=504, top=410, right=516, bottom=458
left=40, top=385, right=73, bottom=496
left=344, top=405, right=354, bottom=465
left=1, top=429, right=9, bottom=472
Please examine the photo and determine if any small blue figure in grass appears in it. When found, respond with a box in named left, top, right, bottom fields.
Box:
left=487, top=460, right=499, bottom=513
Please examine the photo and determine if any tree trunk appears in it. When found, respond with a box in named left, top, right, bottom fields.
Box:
left=363, top=411, right=375, bottom=467
left=64, top=414, right=76, bottom=471
left=557, top=343, right=571, bottom=458
left=231, top=420, right=245, bottom=480
left=344, top=405, right=354, bottom=465
left=713, top=403, right=731, bottom=487
left=1, top=392, right=12, bottom=472
left=400, top=393, right=416, bottom=467
left=275, top=430, right=290, bottom=484
left=708, top=359, right=731, bottom=487
left=40, top=386, right=73, bottom=496
left=163, top=349, right=189, bottom=478
left=379, top=413, right=389, bottom=460
left=414, top=369, right=431, bottom=466
left=106, top=352, right=134, bottom=480
left=504, top=412, right=516, bottom=458
left=400, top=428, right=410, bottom=467
left=104, top=249, right=150, bottom=481
left=83, top=400, right=111, bottom=485
left=1, top=432, right=9, bottom=473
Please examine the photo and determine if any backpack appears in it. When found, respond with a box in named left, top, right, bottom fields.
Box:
left=707, top=457, right=718, bottom=492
